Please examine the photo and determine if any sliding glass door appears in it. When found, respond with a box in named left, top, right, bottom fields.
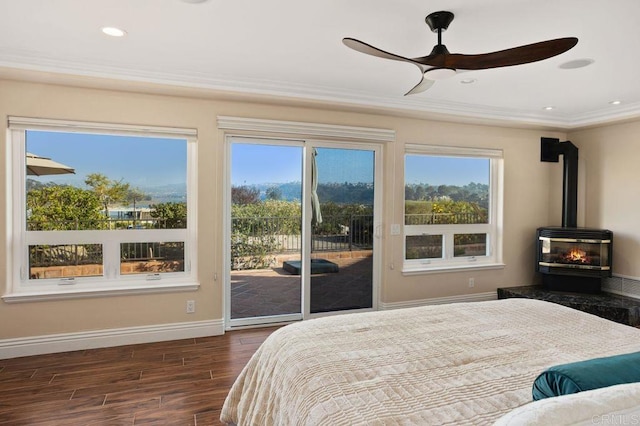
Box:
left=309, top=147, right=376, bottom=313
left=226, top=137, right=380, bottom=327
left=228, top=140, right=303, bottom=326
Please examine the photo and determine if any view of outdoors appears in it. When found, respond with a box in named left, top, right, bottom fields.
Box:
left=25, top=130, right=188, bottom=279
left=229, top=142, right=376, bottom=319
left=404, top=155, right=490, bottom=260
left=231, top=144, right=375, bottom=271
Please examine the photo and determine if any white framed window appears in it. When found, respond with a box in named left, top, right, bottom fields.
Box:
left=4, top=117, right=199, bottom=302
left=403, top=144, right=503, bottom=273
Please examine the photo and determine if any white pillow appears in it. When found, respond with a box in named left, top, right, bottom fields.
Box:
left=493, top=382, right=640, bottom=426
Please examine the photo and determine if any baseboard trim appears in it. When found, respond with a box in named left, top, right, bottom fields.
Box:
left=380, top=291, right=497, bottom=310
left=0, top=319, right=225, bottom=359
left=1, top=293, right=499, bottom=358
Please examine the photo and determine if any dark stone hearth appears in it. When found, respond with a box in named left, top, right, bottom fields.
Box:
left=497, top=285, right=640, bottom=326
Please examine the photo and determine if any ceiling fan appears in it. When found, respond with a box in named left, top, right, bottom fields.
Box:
left=343, top=11, right=578, bottom=95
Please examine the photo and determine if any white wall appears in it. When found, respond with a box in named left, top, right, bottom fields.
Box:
left=569, top=120, right=640, bottom=279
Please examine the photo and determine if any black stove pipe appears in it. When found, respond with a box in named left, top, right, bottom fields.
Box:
left=541, top=137, right=578, bottom=228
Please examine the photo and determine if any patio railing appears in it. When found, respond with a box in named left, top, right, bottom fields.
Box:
left=404, top=212, right=487, bottom=225
left=29, top=242, right=183, bottom=268
left=231, top=214, right=374, bottom=254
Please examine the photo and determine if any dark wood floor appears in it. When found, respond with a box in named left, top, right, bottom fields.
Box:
left=0, top=327, right=278, bottom=425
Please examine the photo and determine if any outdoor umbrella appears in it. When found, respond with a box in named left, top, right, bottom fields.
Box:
left=311, top=148, right=322, bottom=225
left=26, top=152, right=75, bottom=176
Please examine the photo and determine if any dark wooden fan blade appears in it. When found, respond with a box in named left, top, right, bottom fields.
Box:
left=343, top=38, right=425, bottom=69
left=422, top=37, right=578, bottom=70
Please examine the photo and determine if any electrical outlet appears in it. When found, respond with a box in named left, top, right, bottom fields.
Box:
left=468, top=278, right=475, bottom=288
left=186, top=300, right=195, bottom=314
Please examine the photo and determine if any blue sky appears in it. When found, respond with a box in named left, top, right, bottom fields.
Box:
left=231, top=143, right=487, bottom=186
left=27, top=132, right=487, bottom=188
left=405, top=155, right=489, bottom=186
left=26, top=131, right=186, bottom=187
left=231, top=144, right=302, bottom=184
left=231, top=144, right=375, bottom=185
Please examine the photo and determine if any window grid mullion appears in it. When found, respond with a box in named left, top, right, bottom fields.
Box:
left=444, top=232, right=454, bottom=260
left=103, top=239, right=120, bottom=280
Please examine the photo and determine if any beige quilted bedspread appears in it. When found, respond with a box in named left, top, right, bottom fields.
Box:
left=221, top=299, right=640, bottom=425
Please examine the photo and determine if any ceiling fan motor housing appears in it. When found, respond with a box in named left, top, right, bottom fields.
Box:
left=424, top=67, right=457, bottom=80
left=425, top=11, right=454, bottom=32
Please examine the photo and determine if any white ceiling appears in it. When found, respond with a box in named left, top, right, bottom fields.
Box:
left=1, top=0, right=639, bottom=128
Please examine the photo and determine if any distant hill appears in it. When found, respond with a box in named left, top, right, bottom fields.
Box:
left=247, top=181, right=374, bottom=204
left=405, top=182, right=489, bottom=209
left=27, top=179, right=187, bottom=207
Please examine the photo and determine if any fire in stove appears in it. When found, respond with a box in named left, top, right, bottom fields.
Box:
left=563, top=247, right=590, bottom=264
left=537, top=227, right=612, bottom=295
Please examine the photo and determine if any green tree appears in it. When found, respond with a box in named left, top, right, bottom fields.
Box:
left=126, top=187, right=151, bottom=227
left=437, top=184, right=454, bottom=198
left=27, top=186, right=104, bottom=230
left=404, top=185, right=416, bottom=201
left=84, top=173, right=130, bottom=221
left=150, top=202, right=187, bottom=229
left=431, top=200, right=487, bottom=224
left=232, top=199, right=301, bottom=236
left=231, top=199, right=300, bottom=270
left=231, top=185, right=260, bottom=205
left=265, top=186, right=282, bottom=200
left=414, top=185, right=427, bottom=201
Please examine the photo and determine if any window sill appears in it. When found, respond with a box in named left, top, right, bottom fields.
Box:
left=2, top=281, right=200, bottom=303
left=401, top=262, right=505, bottom=276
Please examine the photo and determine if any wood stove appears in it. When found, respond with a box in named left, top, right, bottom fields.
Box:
left=536, top=227, right=612, bottom=293
left=536, top=138, right=613, bottom=293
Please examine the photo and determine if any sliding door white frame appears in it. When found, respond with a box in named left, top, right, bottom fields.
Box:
left=219, top=116, right=393, bottom=329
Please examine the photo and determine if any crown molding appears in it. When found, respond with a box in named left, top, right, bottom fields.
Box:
left=564, top=101, right=640, bottom=129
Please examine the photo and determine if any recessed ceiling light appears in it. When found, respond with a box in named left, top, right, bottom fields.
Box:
left=180, top=0, right=209, bottom=3
left=543, top=106, right=555, bottom=111
left=609, top=100, right=622, bottom=105
left=460, top=78, right=476, bottom=84
left=559, top=59, right=595, bottom=70
left=101, top=27, right=127, bottom=37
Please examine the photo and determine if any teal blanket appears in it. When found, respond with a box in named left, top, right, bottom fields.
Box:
left=533, top=351, right=640, bottom=400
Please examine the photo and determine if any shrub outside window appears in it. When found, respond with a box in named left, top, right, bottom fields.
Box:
left=403, top=145, right=503, bottom=273
left=5, top=117, right=198, bottom=301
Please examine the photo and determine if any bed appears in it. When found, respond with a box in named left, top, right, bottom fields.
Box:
left=221, top=298, right=640, bottom=425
